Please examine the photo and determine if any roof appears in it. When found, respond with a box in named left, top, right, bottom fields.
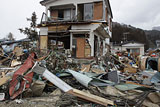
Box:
left=112, top=41, right=144, bottom=47
left=122, top=42, right=144, bottom=47
left=40, top=0, right=53, bottom=5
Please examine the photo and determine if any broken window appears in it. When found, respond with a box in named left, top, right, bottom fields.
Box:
left=58, top=9, right=72, bottom=20
left=58, top=10, right=64, bottom=20
left=78, top=4, right=84, bottom=21
left=78, top=3, right=93, bottom=21
left=51, top=9, right=73, bottom=21
left=64, top=9, right=71, bottom=20
left=84, top=3, right=93, bottom=21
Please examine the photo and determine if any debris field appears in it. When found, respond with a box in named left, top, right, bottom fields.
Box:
left=0, top=40, right=159, bottom=107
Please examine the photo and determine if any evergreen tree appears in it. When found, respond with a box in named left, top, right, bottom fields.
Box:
left=6, top=32, right=15, bottom=41
left=19, top=12, right=38, bottom=41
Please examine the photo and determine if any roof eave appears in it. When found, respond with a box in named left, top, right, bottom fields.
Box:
left=40, top=0, right=56, bottom=6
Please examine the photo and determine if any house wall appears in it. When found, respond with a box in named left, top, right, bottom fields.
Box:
left=89, top=32, right=95, bottom=57
left=94, top=29, right=108, bottom=55
left=105, top=8, right=108, bottom=21
left=39, top=0, right=112, bottom=57
left=111, top=46, right=121, bottom=54
left=40, top=27, right=48, bottom=35
left=122, top=43, right=145, bottom=55
left=71, top=24, right=97, bottom=57
left=111, top=44, right=144, bottom=55
left=71, top=23, right=109, bottom=57
left=49, top=1, right=104, bottom=21
left=39, top=23, right=111, bottom=57
left=93, top=2, right=103, bottom=20
left=44, top=0, right=111, bottom=22
left=122, top=46, right=144, bottom=55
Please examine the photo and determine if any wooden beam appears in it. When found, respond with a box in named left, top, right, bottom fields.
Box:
left=0, top=76, right=11, bottom=86
left=68, top=89, right=114, bottom=106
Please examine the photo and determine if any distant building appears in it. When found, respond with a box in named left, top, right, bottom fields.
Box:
left=111, top=41, right=144, bottom=55
left=156, top=40, right=160, bottom=48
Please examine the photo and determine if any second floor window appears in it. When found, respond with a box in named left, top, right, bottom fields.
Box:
left=64, top=9, right=71, bottom=20
left=58, top=9, right=71, bottom=20
left=78, top=3, right=93, bottom=21
left=84, top=3, right=93, bottom=21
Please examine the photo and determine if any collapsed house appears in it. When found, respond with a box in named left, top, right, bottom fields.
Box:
left=38, top=0, right=113, bottom=58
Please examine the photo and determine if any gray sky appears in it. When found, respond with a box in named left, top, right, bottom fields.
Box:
left=110, top=0, right=160, bottom=30
left=0, top=0, right=44, bottom=40
left=0, top=0, right=160, bottom=39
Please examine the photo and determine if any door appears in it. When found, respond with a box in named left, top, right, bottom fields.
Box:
left=76, top=38, right=85, bottom=58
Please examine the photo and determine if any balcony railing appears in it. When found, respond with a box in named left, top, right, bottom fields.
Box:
left=40, top=12, right=78, bottom=24
left=40, top=12, right=106, bottom=25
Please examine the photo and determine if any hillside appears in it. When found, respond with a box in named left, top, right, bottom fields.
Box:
left=145, top=30, right=160, bottom=47
left=111, top=22, right=160, bottom=50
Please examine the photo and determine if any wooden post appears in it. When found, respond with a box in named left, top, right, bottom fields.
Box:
left=40, top=35, right=48, bottom=53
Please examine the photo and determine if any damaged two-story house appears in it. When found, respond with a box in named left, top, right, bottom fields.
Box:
left=38, top=0, right=113, bottom=58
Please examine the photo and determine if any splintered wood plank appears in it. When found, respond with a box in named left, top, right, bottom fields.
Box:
left=0, top=76, right=11, bottom=86
left=68, top=89, right=114, bottom=106
left=40, top=69, right=114, bottom=106
left=124, top=64, right=137, bottom=73
left=81, top=64, right=91, bottom=72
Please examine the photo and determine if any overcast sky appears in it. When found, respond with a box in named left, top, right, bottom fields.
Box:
left=0, top=0, right=160, bottom=39
left=0, top=0, right=44, bottom=40
left=110, top=0, right=160, bottom=29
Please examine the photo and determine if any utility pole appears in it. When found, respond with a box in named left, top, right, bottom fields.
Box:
left=122, top=32, right=130, bottom=42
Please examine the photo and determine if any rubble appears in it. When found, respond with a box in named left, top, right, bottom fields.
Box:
left=0, top=41, right=159, bottom=107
